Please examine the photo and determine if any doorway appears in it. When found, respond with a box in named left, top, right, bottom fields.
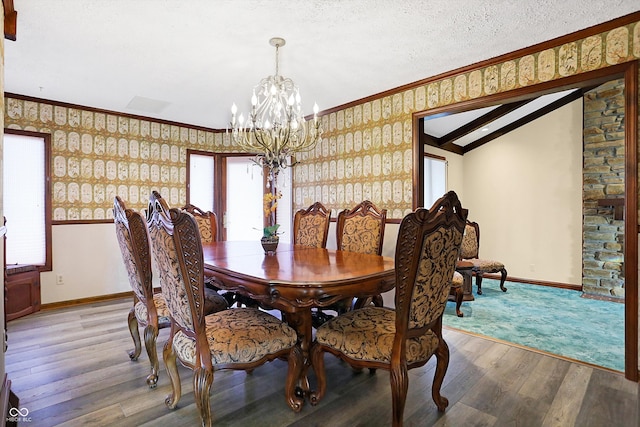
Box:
left=413, top=62, right=638, bottom=381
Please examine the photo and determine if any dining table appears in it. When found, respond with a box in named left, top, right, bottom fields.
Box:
left=202, top=240, right=396, bottom=410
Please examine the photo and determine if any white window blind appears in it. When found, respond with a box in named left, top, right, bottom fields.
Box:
left=424, top=156, right=447, bottom=208
left=189, top=154, right=215, bottom=211
left=225, top=158, right=264, bottom=241
left=3, top=133, right=47, bottom=266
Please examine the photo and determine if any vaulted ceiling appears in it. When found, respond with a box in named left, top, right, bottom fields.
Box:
left=4, top=1, right=639, bottom=130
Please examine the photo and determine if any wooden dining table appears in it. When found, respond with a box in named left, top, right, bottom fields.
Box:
left=202, top=240, right=396, bottom=409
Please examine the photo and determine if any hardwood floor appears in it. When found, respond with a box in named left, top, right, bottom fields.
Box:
left=4, top=298, right=638, bottom=426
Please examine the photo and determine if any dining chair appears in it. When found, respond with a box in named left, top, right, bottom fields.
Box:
left=459, top=220, right=508, bottom=295
left=182, top=203, right=218, bottom=244
left=313, top=200, right=387, bottom=327
left=337, top=200, right=387, bottom=309
left=310, top=191, right=468, bottom=427
left=147, top=191, right=304, bottom=426
left=293, top=201, right=331, bottom=248
left=182, top=203, right=237, bottom=307
left=113, top=196, right=171, bottom=388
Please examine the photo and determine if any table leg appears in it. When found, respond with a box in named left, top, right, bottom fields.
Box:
left=282, top=310, right=313, bottom=407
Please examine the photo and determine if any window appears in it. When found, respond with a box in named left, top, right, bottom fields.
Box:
left=3, top=129, right=52, bottom=270
left=188, top=152, right=215, bottom=212
left=186, top=150, right=292, bottom=242
left=424, top=154, right=447, bottom=208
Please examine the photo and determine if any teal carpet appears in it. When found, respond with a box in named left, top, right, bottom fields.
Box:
left=443, top=279, right=625, bottom=372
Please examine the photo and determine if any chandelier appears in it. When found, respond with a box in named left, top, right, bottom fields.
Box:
left=230, top=37, right=322, bottom=185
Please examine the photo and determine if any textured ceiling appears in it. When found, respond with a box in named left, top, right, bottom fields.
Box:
left=4, top=1, right=639, bottom=129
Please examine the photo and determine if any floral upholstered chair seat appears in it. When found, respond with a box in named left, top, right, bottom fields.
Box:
left=172, top=308, right=297, bottom=365
left=314, top=307, right=439, bottom=364
left=134, top=293, right=171, bottom=326
left=134, top=291, right=227, bottom=326
left=452, top=271, right=463, bottom=287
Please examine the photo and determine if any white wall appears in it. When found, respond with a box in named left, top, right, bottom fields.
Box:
left=41, top=224, right=130, bottom=304
left=460, top=99, right=584, bottom=284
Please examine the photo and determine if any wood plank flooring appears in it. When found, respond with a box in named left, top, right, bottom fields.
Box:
left=4, top=298, right=638, bottom=426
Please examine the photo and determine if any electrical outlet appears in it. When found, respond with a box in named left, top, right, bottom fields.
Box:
left=529, top=264, right=535, bottom=272
left=56, top=275, right=64, bottom=285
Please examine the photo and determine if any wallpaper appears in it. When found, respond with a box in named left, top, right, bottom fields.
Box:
left=4, top=20, right=640, bottom=221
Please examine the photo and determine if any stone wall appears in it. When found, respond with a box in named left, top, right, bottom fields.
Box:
left=582, top=79, right=625, bottom=298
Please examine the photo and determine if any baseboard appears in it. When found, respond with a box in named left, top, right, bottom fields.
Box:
left=482, top=273, right=582, bottom=291
left=39, top=287, right=164, bottom=311
left=40, top=291, right=134, bottom=311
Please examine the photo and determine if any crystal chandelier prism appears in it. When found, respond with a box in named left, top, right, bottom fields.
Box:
left=230, top=37, right=322, bottom=184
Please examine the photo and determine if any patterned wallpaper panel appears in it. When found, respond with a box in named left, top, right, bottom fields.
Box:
left=5, top=101, right=233, bottom=221
left=294, top=20, right=640, bottom=220
left=4, top=20, right=640, bottom=221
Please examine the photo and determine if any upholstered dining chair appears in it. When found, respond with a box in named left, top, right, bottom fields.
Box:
left=293, top=202, right=331, bottom=248
left=337, top=200, right=387, bottom=310
left=310, top=191, right=467, bottom=427
left=114, top=196, right=169, bottom=388
left=147, top=191, right=304, bottom=427
left=182, top=203, right=218, bottom=244
left=182, top=203, right=237, bottom=307
left=313, top=200, right=387, bottom=327
left=459, top=220, right=508, bottom=295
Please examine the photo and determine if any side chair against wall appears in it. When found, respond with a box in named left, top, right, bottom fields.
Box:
left=292, top=202, right=331, bottom=248
left=147, top=192, right=304, bottom=426
left=182, top=203, right=236, bottom=308
left=459, top=220, right=508, bottom=295
left=310, top=191, right=468, bottom=427
left=113, top=196, right=170, bottom=388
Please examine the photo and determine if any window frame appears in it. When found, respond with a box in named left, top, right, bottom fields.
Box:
left=3, top=128, right=53, bottom=272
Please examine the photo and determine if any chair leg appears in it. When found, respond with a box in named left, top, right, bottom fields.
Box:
left=143, top=324, right=159, bottom=388
left=285, top=346, right=305, bottom=412
left=309, top=343, right=326, bottom=406
left=163, top=339, right=182, bottom=410
left=499, top=268, right=508, bottom=292
left=454, top=285, right=464, bottom=317
left=127, top=308, right=142, bottom=361
left=432, top=339, right=450, bottom=412
left=475, top=272, right=483, bottom=295
left=390, top=363, right=408, bottom=427
left=194, top=367, right=214, bottom=427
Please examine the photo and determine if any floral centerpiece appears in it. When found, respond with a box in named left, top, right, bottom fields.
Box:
left=261, top=189, right=282, bottom=254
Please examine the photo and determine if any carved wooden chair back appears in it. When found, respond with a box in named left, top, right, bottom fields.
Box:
left=146, top=191, right=303, bottom=426
left=336, top=200, right=386, bottom=256
left=113, top=196, right=170, bottom=388
left=182, top=203, right=217, bottom=243
left=293, top=202, right=331, bottom=248
left=311, top=191, right=467, bottom=427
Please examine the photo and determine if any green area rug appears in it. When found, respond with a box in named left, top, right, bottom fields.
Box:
left=443, top=279, right=625, bottom=372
